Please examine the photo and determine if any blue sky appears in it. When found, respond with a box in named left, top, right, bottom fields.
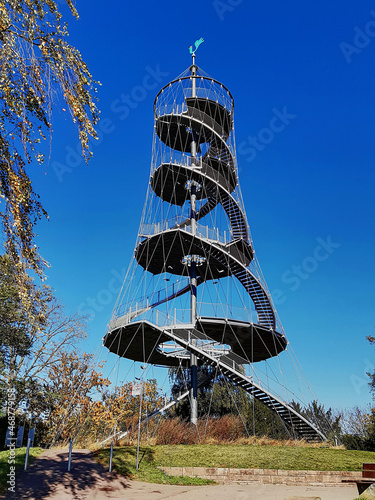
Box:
left=29, top=0, right=375, bottom=410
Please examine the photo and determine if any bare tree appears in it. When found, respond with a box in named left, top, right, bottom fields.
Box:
left=0, top=253, right=88, bottom=414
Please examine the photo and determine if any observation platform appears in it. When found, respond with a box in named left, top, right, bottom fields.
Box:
left=103, top=316, right=287, bottom=367
left=151, top=159, right=237, bottom=205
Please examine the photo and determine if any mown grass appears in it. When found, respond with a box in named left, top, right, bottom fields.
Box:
left=94, top=446, right=214, bottom=485
left=153, top=444, right=375, bottom=471
left=94, top=443, right=375, bottom=486
left=0, top=447, right=44, bottom=493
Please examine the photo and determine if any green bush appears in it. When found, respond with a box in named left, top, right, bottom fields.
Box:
left=342, top=433, right=375, bottom=452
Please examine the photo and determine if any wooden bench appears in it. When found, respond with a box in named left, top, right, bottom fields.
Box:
left=342, top=463, right=375, bottom=495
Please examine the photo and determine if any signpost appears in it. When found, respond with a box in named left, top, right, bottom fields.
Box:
left=24, top=438, right=31, bottom=470
left=109, top=441, right=114, bottom=472
left=67, top=438, right=73, bottom=471
left=135, top=381, right=143, bottom=470
left=132, top=369, right=146, bottom=471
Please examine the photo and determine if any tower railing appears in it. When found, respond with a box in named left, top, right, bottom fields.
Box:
left=139, top=220, right=231, bottom=244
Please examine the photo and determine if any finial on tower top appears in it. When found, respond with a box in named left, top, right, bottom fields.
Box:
left=189, top=37, right=204, bottom=57
left=189, top=38, right=204, bottom=76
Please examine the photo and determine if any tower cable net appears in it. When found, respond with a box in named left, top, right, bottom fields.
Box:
left=103, top=63, right=328, bottom=442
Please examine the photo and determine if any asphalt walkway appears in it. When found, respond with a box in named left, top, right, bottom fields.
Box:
left=0, top=449, right=358, bottom=500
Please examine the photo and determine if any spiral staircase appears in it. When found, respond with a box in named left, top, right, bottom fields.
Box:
left=103, top=56, right=327, bottom=442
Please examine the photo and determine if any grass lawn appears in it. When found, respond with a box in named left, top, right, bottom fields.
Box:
left=0, top=447, right=44, bottom=494
left=153, top=444, right=375, bottom=471
left=94, top=444, right=375, bottom=486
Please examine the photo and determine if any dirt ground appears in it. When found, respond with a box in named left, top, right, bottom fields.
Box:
left=1, top=449, right=359, bottom=500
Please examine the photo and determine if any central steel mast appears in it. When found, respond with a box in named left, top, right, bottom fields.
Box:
left=188, top=53, right=198, bottom=425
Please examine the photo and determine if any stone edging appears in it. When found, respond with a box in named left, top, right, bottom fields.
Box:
left=158, top=466, right=361, bottom=486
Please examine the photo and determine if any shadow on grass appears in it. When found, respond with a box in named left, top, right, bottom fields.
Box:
left=93, top=446, right=214, bottom=486
left=94, top=445, right=155, bottom=479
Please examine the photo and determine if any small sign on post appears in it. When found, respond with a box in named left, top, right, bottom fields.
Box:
left=28, top=428, right=35, bottom=447
left=16, top=426, right=24, bottom=448
left=5, top=428, right=12, bottom=447
left=131, top=382, right=142, bottom=397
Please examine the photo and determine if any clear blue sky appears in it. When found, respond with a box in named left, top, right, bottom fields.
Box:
left=30, top=0, right=375, bottom=410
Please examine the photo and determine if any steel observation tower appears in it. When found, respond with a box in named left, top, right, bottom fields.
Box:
left=103, top=41, right=326, bottom=442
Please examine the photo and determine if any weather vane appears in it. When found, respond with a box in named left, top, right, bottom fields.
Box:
left=189, top=37, right=204, bottom=56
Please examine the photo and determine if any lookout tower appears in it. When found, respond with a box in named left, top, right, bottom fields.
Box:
left=104, top=46, right=326, bottom=442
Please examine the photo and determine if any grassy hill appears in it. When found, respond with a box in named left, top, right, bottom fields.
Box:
left=152, top=444, right=375, bottom=471
left=94, top=444, right=375, bottom=485
left=1, top=444, right=374, bottom=489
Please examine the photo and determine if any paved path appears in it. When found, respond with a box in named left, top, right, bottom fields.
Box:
left=1, top=449, right=358, bottom=500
